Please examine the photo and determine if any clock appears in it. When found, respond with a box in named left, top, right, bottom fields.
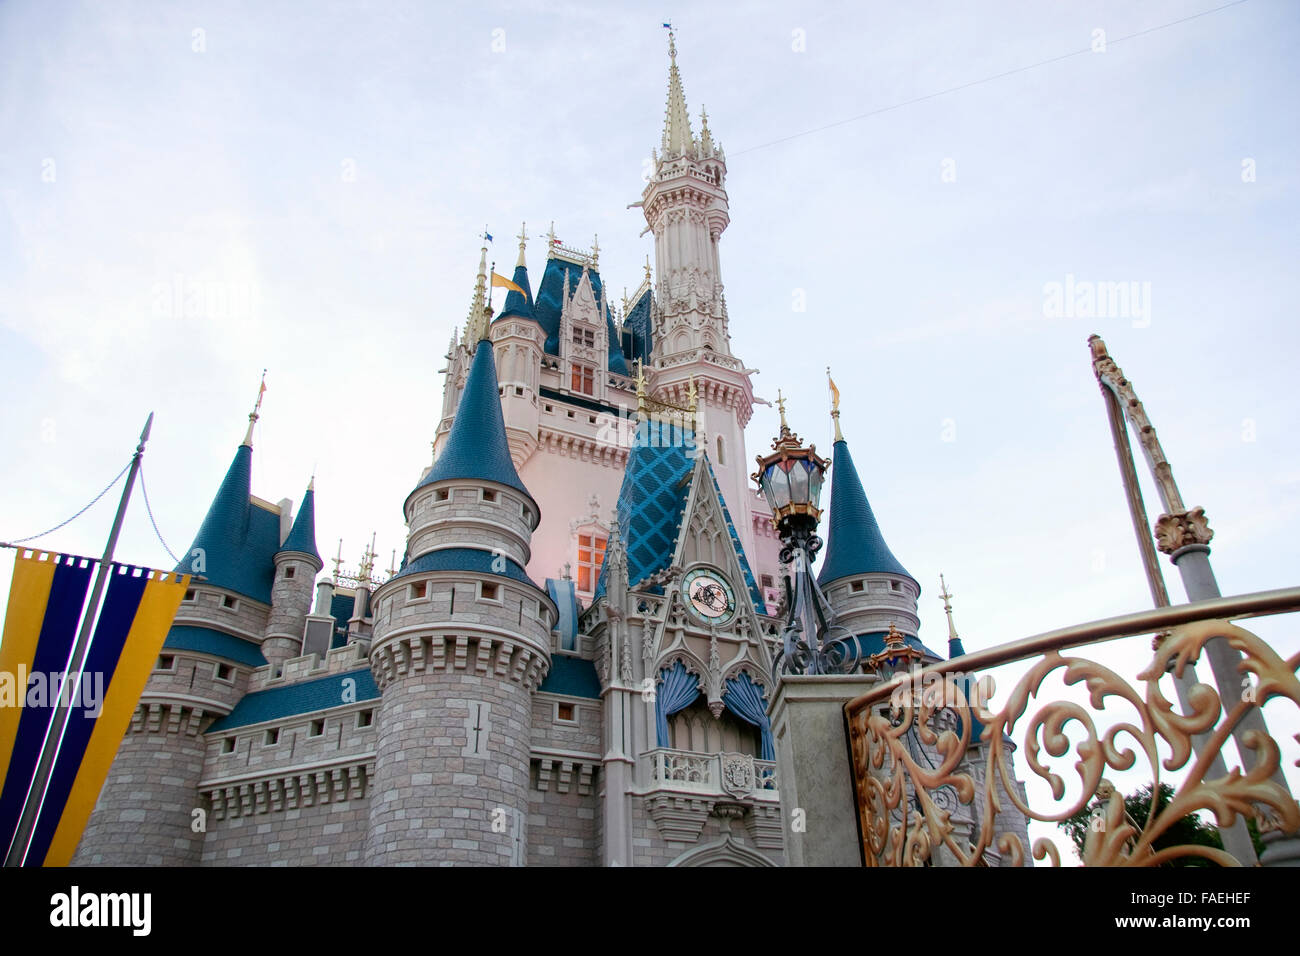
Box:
left=682, top=568, right=736, bottom=625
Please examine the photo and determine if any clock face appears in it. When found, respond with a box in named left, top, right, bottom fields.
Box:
left=682, top=568, right=736, bottom=625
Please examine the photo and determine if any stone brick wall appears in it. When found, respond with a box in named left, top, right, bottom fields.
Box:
left=365, top=664, right=534, bottom=864
left=73, top=702, right=209, bottom=866
left=527, top=775, right=599, bottom=866
left=199, top=796, right=370, bottom=865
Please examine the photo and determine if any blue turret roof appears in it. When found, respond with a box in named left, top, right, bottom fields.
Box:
left=176, top=444, right=280, bottom=604
left=278, top=484, right=320, bottom=563
left=496, top=263, right=534, bottom=322
left=533, top=257, right=630, bottom=376
left=413, top=338, right=533, bottom=503
left=817, top=439, right=916, bottom=589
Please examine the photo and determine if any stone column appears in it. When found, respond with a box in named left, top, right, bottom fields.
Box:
left=767, top=673, right=878, bottom=866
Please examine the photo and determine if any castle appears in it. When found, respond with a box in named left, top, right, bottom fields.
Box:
left=73, top=32, right=1028, bottom=867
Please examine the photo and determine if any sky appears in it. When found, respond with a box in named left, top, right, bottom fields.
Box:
left=1, top=0, right=1297, bottom=864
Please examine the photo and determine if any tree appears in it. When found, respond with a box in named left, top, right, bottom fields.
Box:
left=1059, top=782, right=1264, bottom=866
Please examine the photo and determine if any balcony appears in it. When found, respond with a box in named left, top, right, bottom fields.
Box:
left=640, top=747, right=782, bottom=848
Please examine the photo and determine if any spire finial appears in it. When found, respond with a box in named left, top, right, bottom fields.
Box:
left=591, top=234, right=599, bottom=269
left=516, top=222, right=528, bottom=268
left=331, top=538, right=344, bottom=586
left=776, top=388, right=789, bottom=434
left=634, top=358, right=649, bottom=418
left=661, top=23, right=693, bottom=157
left=828, top=368, right=843, bottom=443
left=644, top=254, right=652, bottom=284
left=242, top=369, right=267, bottom=447
left=940, top=573, right=965, bottom=657
left=463, top=242, right=491, bottom=346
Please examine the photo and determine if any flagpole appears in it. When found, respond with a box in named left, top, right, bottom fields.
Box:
left=4, top=412, right=155, bottom=867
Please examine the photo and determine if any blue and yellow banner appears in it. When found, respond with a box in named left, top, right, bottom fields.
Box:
left=0, top=550, right=188, bottom=866
left=0, top=551, right=93, bottom=862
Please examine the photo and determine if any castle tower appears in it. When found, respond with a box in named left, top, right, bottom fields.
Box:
left=262, top=479, right=323, bottom=670
left=639, top=30, right=757, bottom=559
left=493, top=224, right=544, bottom=467
left=75, top=409, right=285, bottom=865
left=817, top=423, right=939, bottom=661
left=364, top=326, right=556, bottom=865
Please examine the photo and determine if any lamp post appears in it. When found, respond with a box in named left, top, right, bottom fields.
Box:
left=752, top=393, right=858, bottom=675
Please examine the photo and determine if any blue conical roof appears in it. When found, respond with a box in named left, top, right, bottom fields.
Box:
left=278, top=484, right=320, bottom=563
left=177, top=443, right=280, bottom=603
left=496, top=263, right=534, bottom=322
left=817, top=439, right=915, bottom=588
left=413, top=338, right=533, bottom=504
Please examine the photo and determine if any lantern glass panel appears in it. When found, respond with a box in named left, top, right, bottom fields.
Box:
left=766, top=463, right=791, bottom=509
left=808, top=467, right=824, bottom=507
left=789, top=458, right=810, bottom=504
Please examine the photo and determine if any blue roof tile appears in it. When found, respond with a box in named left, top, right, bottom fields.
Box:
left=495, top=263, right=534, bottom=321
left=533, top=257, right=630, bottom=376
left=278, top=485, right=320, bottom=563
left=392, top=546, right=541, bottom=592
left=175, top=444, right=280, bottom=604
left=164, top=624, right=267, bottom=668
left=818, top=439, right=916, bottom=589
left=206, top=668, right=379, bottom=732
left=414, top=339, right=532, bottom=503
left=538, top=655, right=602, bottom=699
left=596, top=421, right=695, bottom=596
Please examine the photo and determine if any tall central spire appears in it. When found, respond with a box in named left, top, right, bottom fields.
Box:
left=661, top=29, right=694, bottom=158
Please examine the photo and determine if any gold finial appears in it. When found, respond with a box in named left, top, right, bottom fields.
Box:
left=939, top=573, right=962, bottom=647
left=828, top=368, right=843, bottom=443
left=547, top=221, right=556, bottom=253
left=387, top=549, right=397, bottom=578
left=516, top=222, right=528, bottom=268
left=242, top=369, right=267, bottom=447
left=644, top=255, right=652, bottom=284
left=358, top=532, right=377, bottom=585
left=776, top=388, right=789, bottom=433
left=884, top=622, right=905, bottom=649
left=591, top=234, right=600, bottom=269
left=331, top=538, right=343, bottom=586
left=687, top=375, right=697, bottom=415
left=634, top=359, right=649, bottom=417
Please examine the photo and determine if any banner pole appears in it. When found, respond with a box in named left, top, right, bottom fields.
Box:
left=4, top=412, right=154, bottom=866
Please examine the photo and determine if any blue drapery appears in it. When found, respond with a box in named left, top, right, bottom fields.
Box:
left=723, top=672, right=775, bottom=760
left=655, top=660, right=701, bottom=748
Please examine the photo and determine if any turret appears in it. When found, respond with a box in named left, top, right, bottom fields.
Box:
left=637, top=29, right=755, bottom=560
left=817, top=422, right=940, bottom=662
left=263, top=479, right=324, bottom=670
left=75, top=387, right=283, bottom=865
left=492, top=223, right=544, bottom=467
left=364, top=319, right=556, bottom=865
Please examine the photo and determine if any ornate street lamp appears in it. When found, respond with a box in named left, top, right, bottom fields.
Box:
left=752, top=392, right=859, bottom=675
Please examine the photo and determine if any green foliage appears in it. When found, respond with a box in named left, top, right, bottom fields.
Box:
left=1058, top=782, right=1264, bottom=866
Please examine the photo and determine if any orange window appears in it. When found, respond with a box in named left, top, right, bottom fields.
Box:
left=570, top=365, right=595, bottom=395
left=577, top=533, right=607, bottom=592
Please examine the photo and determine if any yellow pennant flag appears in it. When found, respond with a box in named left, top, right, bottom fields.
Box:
left=491, top=272, right=525, bottom=296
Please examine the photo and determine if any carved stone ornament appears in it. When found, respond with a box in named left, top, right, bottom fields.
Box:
left=1153, top=507, right=1213, bottom=555
left=720, top=752, right=756, bottom=797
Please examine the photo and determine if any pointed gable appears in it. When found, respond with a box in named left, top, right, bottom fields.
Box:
left=596, top=420, right=694, bottom=595
left=532, top=256, right=630, bottom=375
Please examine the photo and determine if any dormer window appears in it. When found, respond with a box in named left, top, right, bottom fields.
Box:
left=572, top=328, right=595, bottom=348
left=571, top=365, right=595, bottom=396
